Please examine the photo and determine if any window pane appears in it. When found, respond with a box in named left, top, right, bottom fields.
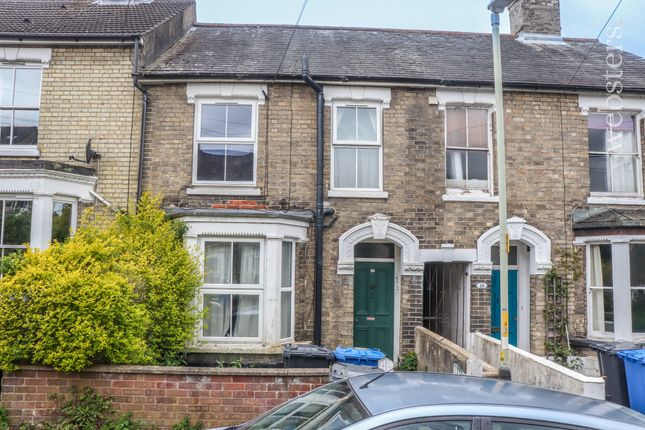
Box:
left=281, top=291, right=292, bottom=339
left=0, top=110, right=11, bottom=145
left=281, top=242, right=293, bottom=288
left=204, top=242, right=231, bottom=284
left=491, top=245, right=518, bottom=266
left=467, top=151, right=488, bottom=190
left=468, top=109, right=488, bottom=148
left=51, top=202, right=72, bottom=243
left=197, top=144, right=225, bottom=181
left=3, top=200, right=32, bottom=246
left=200, top=104, right=226, bottom=138
left=590, top=244, right=612, bottom=287
left=0, top=69, right=13, bottom=106
left=492, top=422, right=568, bottom=430
left=630, top=244, right=645, bottom=287
left=355, top=242, right=395, bottom=259
left=203, top=294, right=230, bottom=337
left=337, top=107, right=356, bottom=141
left=390, top=421, right=471, bottom=430
left=606, top=115, right=636, bottom=153
left=588, top=127, right=607, bottom=152
left=632, top=290, right=645, bottom=333
left=356, top=147, right=379, bottom=189
left=356, top=107, right=377, bottom=141
left=226, top=104, right=252, bottom=138
left=610, top=155, right=637, bottom=193
left=232, top=242, right=260, bottom=284
left=446, top=108, right=467, bottom=147
left=591, top=288, right=614, bottom=333
left=446, top=149, right=466, bottom=188
left=232, top=294, right=259, bottom=337
left=225, top=144, right=254, bottom=182
left=12, top=110, right=38, bottom=145
left=13, top=69, right=41, bottom=107
left=589, top=154, right=609, bottom=192
left=334, top=147, right=356, bottom=188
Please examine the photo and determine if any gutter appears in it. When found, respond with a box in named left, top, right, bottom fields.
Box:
left=302, top=55, right=334, bottom=346
left=132, top=38, right=148, bottom=206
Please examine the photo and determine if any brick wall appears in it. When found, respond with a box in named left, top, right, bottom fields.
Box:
left=39, top=47, right=142, bottom=213
left=141, top=81, right=645, bottom=356
left=0, top=366, right=328, bottom=429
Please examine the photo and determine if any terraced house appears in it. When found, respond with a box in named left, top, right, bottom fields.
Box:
left=4, top=0, right=645, bottom=364
left=137, top=0, right=645, bottom=362
left=0, top=0, right=194, bottom=251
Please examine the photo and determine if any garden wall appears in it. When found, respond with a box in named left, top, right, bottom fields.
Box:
left=0, top=365, right=329, bottom=429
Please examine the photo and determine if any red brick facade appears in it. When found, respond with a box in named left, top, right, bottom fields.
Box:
left=0, top=366, right=328, bottom=429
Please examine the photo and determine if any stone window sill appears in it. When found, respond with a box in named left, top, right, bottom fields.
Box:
left=0, top=146, right=39, bottom=157
left=187, top=185, right=262, bottom=196
left=442, top=193, right=499, bottom=203
left=587, top=196, right=645, bottom=206
left=328, top=189, right=389, bottom=199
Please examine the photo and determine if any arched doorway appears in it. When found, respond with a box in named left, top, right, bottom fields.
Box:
left=338, top=214, right=422, bottom=359
left=473, top=217, right=552, bottom=351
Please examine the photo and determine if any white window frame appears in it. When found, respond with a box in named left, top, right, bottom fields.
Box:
left=199, top=237, right=264, bottom=342
left=280, top=240, right=296, bottom=341
left=0, top=196, right=33, bottom=258
left=443, top=105, right=495, bottom=197
left=587, top=111, right=643, bottom=199
left=329, top=101, right=386, bottom=198
left=0, top=64, right=43, bottom=157
left=51, top=196, right=78, bottom=242
left=192, top=98, right=258, bottom=187
left=582, top=237, right=645, bottom=342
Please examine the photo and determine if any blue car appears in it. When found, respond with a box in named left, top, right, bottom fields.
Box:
left=211, top=372, right=645, bottom=430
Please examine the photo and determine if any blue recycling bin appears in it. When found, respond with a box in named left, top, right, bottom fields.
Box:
left=334, top=346, right=384, bottom=366
left=617, top=349, right=645, bottom=413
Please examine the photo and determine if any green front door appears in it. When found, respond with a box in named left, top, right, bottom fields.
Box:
left=353, top=261, right=395, bottom=358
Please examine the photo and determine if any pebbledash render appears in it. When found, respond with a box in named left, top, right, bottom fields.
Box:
left=138, top=0, right=645, bottom=360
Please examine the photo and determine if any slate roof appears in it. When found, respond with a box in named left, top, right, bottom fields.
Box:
left=143, top=24, right=645, bottom=92
left=0, top=0, right=194, bottom=38
left=573, top=207, right=645, bottom=230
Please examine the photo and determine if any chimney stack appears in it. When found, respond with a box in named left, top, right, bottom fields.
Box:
left=509, top=0, right=561, bottom=36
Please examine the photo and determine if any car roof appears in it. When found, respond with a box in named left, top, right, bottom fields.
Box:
left=347, top=372, right=645, bottom=427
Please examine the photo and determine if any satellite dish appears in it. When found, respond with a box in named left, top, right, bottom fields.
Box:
left=68, top=139, right=101, bottom=164
left=85, top=139, right=101, bottom=163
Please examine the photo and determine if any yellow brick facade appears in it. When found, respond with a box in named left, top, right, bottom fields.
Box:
left=38, top=46, right=142, bottom=213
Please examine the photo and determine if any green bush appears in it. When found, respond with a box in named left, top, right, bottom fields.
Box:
left=398, top=351, right=418, bottom=371
left=0, top=195, right=202, bottom=372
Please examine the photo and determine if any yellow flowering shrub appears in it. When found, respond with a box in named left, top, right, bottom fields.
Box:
left=0, top=195, right=201, bottom=372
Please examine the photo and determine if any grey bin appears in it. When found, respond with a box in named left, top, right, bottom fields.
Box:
left=330, top=362, right=384, bottom=381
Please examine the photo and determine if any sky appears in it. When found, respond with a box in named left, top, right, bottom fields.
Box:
left=195, top=0, right=645, bottom=57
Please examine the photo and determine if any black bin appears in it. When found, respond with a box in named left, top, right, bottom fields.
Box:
left=592, top=342, right=641, bottom=406
left=283, top=344, right=334, bottom=368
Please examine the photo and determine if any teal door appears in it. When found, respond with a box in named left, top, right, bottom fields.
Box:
left=491, top=269, right=518, bottom=346
left=354, top=262, right=395, bottom=358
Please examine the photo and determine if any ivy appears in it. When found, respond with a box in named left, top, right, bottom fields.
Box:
left=543, top=248, right=582, bottom=369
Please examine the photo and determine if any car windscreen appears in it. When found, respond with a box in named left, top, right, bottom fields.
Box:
left=240, top=380, right=370, bottom=430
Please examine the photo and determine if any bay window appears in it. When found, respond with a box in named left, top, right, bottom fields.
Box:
left=586, top=240, right=645, bottom=340
left=281, top=241, right=295, bottom=340
left=331, top=103, right=383, bottom=194
left=202, top=240, right=262, bottom=340
left=51, top=201, right=73, bottom=243
left=445, top=107, right=490, bottom=192
left=194, top=101, right=256, bottom=184
left=0, top=66, right=42, bottom=153
left=588, top=113, right=640, bottom=195
left=0, top=199, right=32, bottom=257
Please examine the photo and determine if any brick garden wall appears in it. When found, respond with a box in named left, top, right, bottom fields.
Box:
left=0, top=366, right=328, bottom=429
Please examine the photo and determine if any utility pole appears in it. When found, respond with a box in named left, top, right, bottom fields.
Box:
left=488, top=0, right=513, bottom=380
